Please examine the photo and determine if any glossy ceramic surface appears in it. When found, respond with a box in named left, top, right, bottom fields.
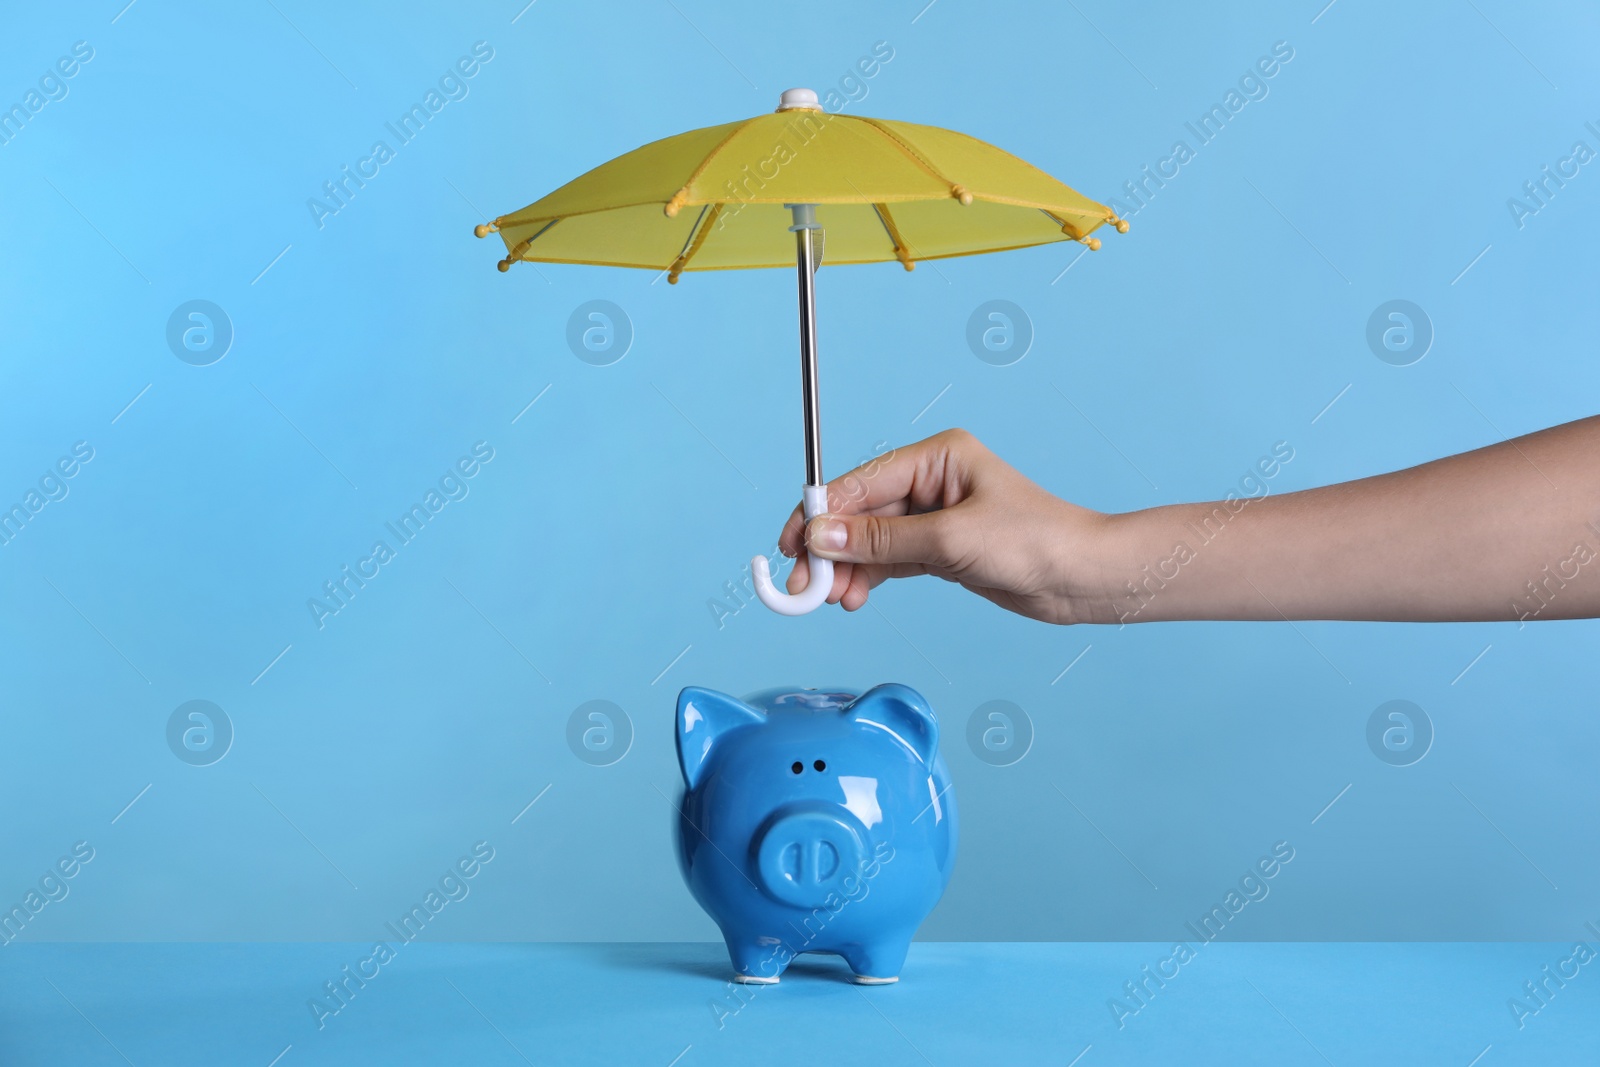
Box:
left=674, top=683, right=958, bottom=984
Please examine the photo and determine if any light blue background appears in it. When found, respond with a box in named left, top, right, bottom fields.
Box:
left=1, top=0, right=1596, bottom=945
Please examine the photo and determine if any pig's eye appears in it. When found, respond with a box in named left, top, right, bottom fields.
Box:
left=791, top=761, right=803, bottom=774
left=813, top=759, right=826, bottom=772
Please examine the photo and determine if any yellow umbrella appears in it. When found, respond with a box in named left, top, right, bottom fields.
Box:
left=476, top=88, right=1127, bottom=614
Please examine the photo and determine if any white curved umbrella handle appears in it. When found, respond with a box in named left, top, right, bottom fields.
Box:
left=752, top=485, right=833, bottom=616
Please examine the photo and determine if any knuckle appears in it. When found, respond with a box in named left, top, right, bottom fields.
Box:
left=945, top=427, right=987, bottom=459
left=941, top=426, right=975, bottom=446
left=861, top=516, right=894, bottom=560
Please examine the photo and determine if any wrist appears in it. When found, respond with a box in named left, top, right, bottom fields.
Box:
left=1053, top=507, right=1173, bottom=626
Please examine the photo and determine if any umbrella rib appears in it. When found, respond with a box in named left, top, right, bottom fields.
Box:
left=664, top=116, right=763, bottom=216
left=856, top=117, right=965, bottom=200
left=501, top=217, right=563, bottom=268
left=1044, top=205, right=1116, bottom=220
left=1041, top=208, right=1105, bottom=249
left=668, top=203, right=723, bottom=283
left=673, top=205, right=711, bottom=258
left=871, top=203, right=916, bottom=271
left=1041, top=208, right=1081, bottom=238
left=525, top=217, right=563, bottom=243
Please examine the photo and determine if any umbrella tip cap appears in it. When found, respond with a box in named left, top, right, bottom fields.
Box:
left=777, top=87, right=821, bottom=112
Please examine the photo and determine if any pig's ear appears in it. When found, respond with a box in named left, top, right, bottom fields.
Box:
left=847, top=683, right=939, bottom=764
left=677, top=687, right=765, bottom=790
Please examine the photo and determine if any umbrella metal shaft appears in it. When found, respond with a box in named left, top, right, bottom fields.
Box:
left=796, top=226, right=823, bottom=488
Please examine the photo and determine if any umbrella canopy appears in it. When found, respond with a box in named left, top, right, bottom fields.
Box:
left=478, top=91, right=1126, bottom=279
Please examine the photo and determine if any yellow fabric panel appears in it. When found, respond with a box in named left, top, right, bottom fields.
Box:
left=871, top=119, right=1108, bottom=217
left=501, top=205, right=699, bottom=270
left=684, top=113, right=954, bottom=206
left=498, top=118, right=750, bottom=224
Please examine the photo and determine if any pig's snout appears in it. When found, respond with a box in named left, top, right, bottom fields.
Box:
left=754, top=804, right=869, bottom=908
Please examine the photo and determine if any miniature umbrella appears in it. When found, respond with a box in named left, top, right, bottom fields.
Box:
left=476, top=87, right=1126, bottom=616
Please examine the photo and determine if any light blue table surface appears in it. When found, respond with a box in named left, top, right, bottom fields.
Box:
left=2, top=942, right=1595, bottom=1065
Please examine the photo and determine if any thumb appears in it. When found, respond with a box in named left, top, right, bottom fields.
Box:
left=805, top=512, right=956, bottom=568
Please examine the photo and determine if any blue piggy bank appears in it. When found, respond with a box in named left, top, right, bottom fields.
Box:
left=674, top=683, right=957, bottom=985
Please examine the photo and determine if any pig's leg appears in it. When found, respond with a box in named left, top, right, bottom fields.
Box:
left=728, top=938, right=791, bottom=984
left=840, top=938, right=908, bottom=984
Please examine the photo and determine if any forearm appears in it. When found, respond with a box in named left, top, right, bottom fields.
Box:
left=1087, top=417, right=1600, bottom=624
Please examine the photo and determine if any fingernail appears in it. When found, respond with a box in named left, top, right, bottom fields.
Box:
left=809, top=518, right=846, bottom=552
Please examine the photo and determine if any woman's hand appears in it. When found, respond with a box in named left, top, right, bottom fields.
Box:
left=778, top=429, right=1115, bottom=623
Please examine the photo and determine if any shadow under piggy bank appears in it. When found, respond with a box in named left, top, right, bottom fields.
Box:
left=674, top=683, right=958, bottom=985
